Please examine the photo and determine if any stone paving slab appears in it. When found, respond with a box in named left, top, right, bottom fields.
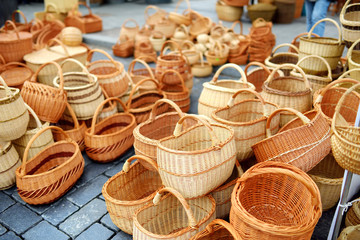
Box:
left=75, top=223, right=114, bottom=240
left=23, top=221, right=70, bottom=240
left=42, top=199, right=80, bottom=226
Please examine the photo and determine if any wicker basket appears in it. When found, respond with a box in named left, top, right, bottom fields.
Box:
left=0, top=141, right=21, bottom=190
left=96, top=87, right=118, bottom=123
left=102, top=155, right=163, bottom=235
left=44, top=0, right=78, bottom=14
left=340, top=0, right=360, bottom=48
left=0, top=62, right=33, bottom=89
left=345, top=199, right=360, bottom=227
left=191, top=52, right=213, bottom=78
left=169, top=0, right=192, bottom=26
left=128, top=58, right=157, bottom=93
left=190, top=219, right=242, bottom=240
left=205, top=41, right=229, bottom=66
left=86, top=49, right=129, bottom=98
left=60, top=27, right=83, bottom=46
left=149, top=31, right=166, bottom=52
left=299, top=18, right=345, bottom=72
left=308, top=152, right=344, bottom=210
left=212, top=89, right=280, bottom=162
left=189, top=11, right=212, bottom=37
left=230, top=161, right=322, bottom=239
left=112, top=36, right=134, bottom=58
left=16, top=126, right=84, bottom=205
left=65, top=2, right=102, bottom=33
left=274, top=0, right=296, bottom=24
left=338, top=225, right=360, bottom=239
left=133, top=187, right=216, bottom=239
left=247, top=3, right=277, bottom=22
left=347, top=39, right=360, bottom=81
left=34, top=3, right=67, bottom=23
left=119, top=18, right=139, bottom=41
left=84, top=97, right=137, bottom=163
left=1, top=10, right=32, bottom=32
left=33, top=20, right=65, bottom=51
left=0, top=20, right=32, bottom=63
left=154, top=18, right=177, bottom=39
left=289, top=32, right=319, bottom=53
left=198, top=63, right=255, bottom=117
left=145, top=5, right=168, bottom=28
left=264, top=43, right=299, bottom=76
left=252, top=108, right=331, bottom=172
left=216, top=1, right=244, bottom=22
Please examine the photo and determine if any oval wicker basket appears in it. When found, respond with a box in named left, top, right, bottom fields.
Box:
left=145, top=5, right=168, bottom=28
left=289, top=32, right=319, bottom=53
left=338, top=225, right=360, bottom=240
left=347, top=39, right=360, bottom=81
left=128, top=58, right=157, bottom=93
left=191, top=52, right=213, bottom=78
left=264, top=43, right=299, bottom=76
left=60, top=27, right=83, bottom=46
left=0, top=141, right=21, bottom=190
left=216, top=1, right=244, bottom=22
left=247, top=3, right=277, bottom=22
left=119, top=18, right=139, bottom=41
left=205, top=41, right=229, bottom=66
left=0, top=62, right=34, bottom=89
left=169, top=0, right=192, bottom=26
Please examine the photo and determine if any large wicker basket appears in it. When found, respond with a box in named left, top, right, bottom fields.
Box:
left=0, top=141, right=21, bottom=190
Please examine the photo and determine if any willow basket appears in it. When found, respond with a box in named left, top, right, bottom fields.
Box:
left=145, top=5, right=167, bottom=28
left=340, top=0, right=360, bottom=48
left=128, top=58, right=157, bottom=93
left=64, top=2, right=102, bottom=33
left=290, top=32, right=319, bottom=53
left=347, top=39, right=360, bottom=81
left=264, top=43, right=299, bottom=76
left=0, top=142, right=21, bottom=190
left=0, top=62, right=33, bottom=89
left=169, top=0, right=192, bottom=26
left=133, top=187, right=216, bottom=240
left=60, top=27, right=83, bottom=46
left=119, top=18, right=139, bottom=41
left=216, top=1, right=243, bottom=22
left=198, top=63, right=255, bottom=118
left=102, top=155, right=163, bottom=235
left=16, top=126, right=84, bottom=205
left=345, top=199, right=360, bottom=227
left=190, top=219, right=242, bottom=240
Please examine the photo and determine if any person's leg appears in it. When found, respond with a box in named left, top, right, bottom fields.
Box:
left=305, top=0, right=315, bottom=32
left=311, top=0, right=331, bottom=36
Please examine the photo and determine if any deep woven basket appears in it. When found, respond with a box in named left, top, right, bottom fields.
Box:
left=264, top=43, right=299, bottom=76
left=244, top=62, right=283, bottom=92
left=340, top=0, right=360, bottom=48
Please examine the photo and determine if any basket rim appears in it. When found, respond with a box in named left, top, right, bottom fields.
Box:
left=87, top=59, right=125, bottom=80
left=53, top=72, right=98, bottom=91
left=299, top=36, right=345, bottom=46
left=202, top=80, right=255, bottom=94
left=262, top=76, right=312, bottom=96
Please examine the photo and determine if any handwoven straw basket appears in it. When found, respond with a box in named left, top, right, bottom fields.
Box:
left=102, top=155, right=163, bottom=235
left=198, top=63, right=255, bottom=118
left=12, top=104, right=54, bottom=160
left=189, top=11, right=212, bottom=37
left=331, top=83, right=360, bottom=175
left=308, top=152, right=344, bottom=210
left=64, top=2, right=102, bottom=33
left=212, top=89, right=280, bottom=162
left=145, top=5, right=167, bottom=28
left=96, top=88, right=118, bottom=123
left=112, top=36, right=134, bottom=58
left=338, top=225, right=360, bottom=240
left=264, top=43, right=299, bottom=76
left=128, top=58, right=157, bottom=93
left=345, top=199, right=360, bottom=227
left=216, top=1, right=244, bottom=22
left=0, top=141, right=21, bottom=190
left=149, top=31, right=166, bottom=52
left=347, top=39, right=360, bottom=81
left=340, top=0, right=360, bottom=48
left=87, top=49, right=129, bottom=98
left=230, top=161, right=322, bottom=239
left=247, top=3, right=277, bottom=22
left=191, top=52, right=213, bottom=78
left=0, top=62, right=34, bottom=89
left=190, top=219, right=242, bottom=240
left=205, top=41, right=229, bottom=66
left=299, top=18, right=345, bottom=72
left=60, top=27, right=83, bottom=46
left=119, top=18, right=139, bottom=41
left=16, top=126, right=84, bottom=205
left=154, top=18, right=177, bottom=39
left=0, top=76, right=29, bottom=141
left=169, top=0, right=192, bottom=26
left=3, top=10, right=32, bottom=32
left=252, top=108, right=331, bottom=172
left=133, top=187, right=216, bottom=240
left=84, top=97, right=137, bottom=163
left=289, top=32, right=319, bottom=53
left=155, top=115, right=236, bottom=199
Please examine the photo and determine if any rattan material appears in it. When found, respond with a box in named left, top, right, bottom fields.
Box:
left=134, top=41, right=157, bottom=63
left=150, top=31, right=166, bottom=52
left=247, top=3, right=277, bottom=22
left=84, top=97, right=137, bottom=163
left=244, top=62, right=283, bottom=92
left=274, top=0, right=296, bottom=23
left=0, top=76, right=29, bottom=141
left=128, top=58, right=157, bottom=93
left=289, top=32, right=319, bottom=53
left=192, top=52, right=213, bottom=78
left=216, top=1, right=244, bottom=22
left=169, top=0, right=192, bottom=26
left=264, top=43, right=299, bottom=76
left=260, top=63, right=312, bottom=127
left=230, top=161, right=322, bottom=239
left=345, top=199, right=360, bottom=227
left=212, top=89, right=280, bottom=162
left=223, top=0, right=249, bottom=6
left=119, top=18, right=139, bottom=42
left=16, top=126, right=84, bottom=205
left=0, top=62, right=33, bottom=90
left=299, top=18, right=345, bottom=72
left=340, top=0, right=360, bottom=48
left=189, top=11, right=212, bottom=37
left=112, top=36, right=134, bottom=58
left=97, top=87, right=118, bottom=122
left=102, top=155, right=163, bottom=235
left=87, top=49, right=129, bottom=98
left=34, top=3, right=67, bottom=22
left=154, top=18, right=177, bottom=39
left=65, top=2, right=102, bottom=33
left=0, top=20, right=32, bottom=63
left=60, top=27, right=83, bottom=46
left=0, top=141, right=21, bottom=190
left=33, top=20, right=65, bottom=51
left=205, top=41, right=229, bottom=66
left=338, top=225, right=360, bottom=239
left=7, top=10, right=32, bottom=32
left=133, top=187, right=216, bottom=239
left=190, top=219, right=242, bottom=240
left=347, top=39, right=360, bottom=81
left=331, top=83, right=360, bottom=175
left=198, top=63, right=255, bottom=118
left=145, top=5, right=168, bottom=28
left=252, top=108, right=331, bottom=172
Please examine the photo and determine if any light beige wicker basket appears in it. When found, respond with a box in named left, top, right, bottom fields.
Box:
left=0, top=141, right=21, bottom=190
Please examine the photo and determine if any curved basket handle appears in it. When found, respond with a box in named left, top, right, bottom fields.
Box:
left=231, top=20, right=243, bottom=35
left=123, top=155, right=159, bottom=172
left=308, top=18, right=342, bottom=45
left=12, top=10, right=28, bottom=25
left=87, top=49, right=119, bottom=70
left=204, top=219, right=241, bottom=239
left=25, top=103, right=43, bottom=129
left=89, top=97, right=128, bottom=135
left=340, top=0, right=353, bottom=23
left=210, top=24, right=226, bottom=38
left=175, top=24, right=189, bottom=37
left=65, top=102, right=80, bottom=130
left=46, top=38, right=70, bottom=57
left=174, top=0, right=191, bottom=14
left=339, top=68, right=360, bottom=80
left=296, top=55, right=332, bottom=80
left=32, top=61, right=64, bottom=91
left=265, top=108, right=310, bottom=138
left=160, top=40, right=184, bottom=58
left=149, top=99, right=184, bottom=121
left=3, top=20, right=20, bottom=39
left=0, top=76, right=14, bottom=98
left=212, top=63, right=248, bottom=83
left=347, top=38, right=360, bottom=64
left=126, top=77, right=162, bottom=109
left=291, top=32, right=319, bottom=45
left=174, top=114, right=220, bottom=146
left=244, top=61, right=271, bottom=76
left=271, top=43, right=299, bottom=56
left=265, top=63, right=311, bottom=90
left=78, top=2, right=93, bottom=15
left=145, top=5, right=164, bottom=19
left=122, top=18, right=139, bottom=29
left=128, top=58, right=155, bottom=79
left=153, top=187, right=198, bottom=229
left=20, top=126, right=69, bottom=177
left=45, top=3, right=60, bottom=14
left=60, top=58, right=91, bottom=75
left=227, top=89, right=269, bottom=116
left=160, top=69, right=188, bottom=92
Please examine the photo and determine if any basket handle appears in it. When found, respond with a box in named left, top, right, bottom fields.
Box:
left=244, top=62, right=271, bottom=76
left=89, top=97, right=129, bottom=135
left=265, top=63, right=311, bottom=90
left=46, top=38, right=70, bottom=57
left=308, top=18, right=342, bottom=45
left=60, top=58, right=93, bottom=81
left=339, top=68, right=360, bottom=80
left=122, top=18, right=139, bottom=29
left=203, top=219, right=241, bottom=239
left=149, top=99, right=184, bottom=121
left=0, top=76, right=14, bottom=98
left=211, top=63, right=248, bottom=83
left=227, top=89, right=269, bottom=117
left=160, top=69, right=188, bottom=92
left=2, top=62, right=34, bottom=74
left=20, top=126, right=70, bottom=177
left=210, top=24, right=225, bottom=38
left=145, top=5, right=164, bottom=19
left=64, top=102, right=80, bottom=130
left=176, top=24, right=189, bottom=37
left=153, top=187, right=198, bottom=229
left=126, top=77, right=162, bottom=109
left=174, top=114, right=220, bottom=146
left=291, top=32, right=319, bottom=45
left=12, top=10, right=28, bottom=25
left=87, top=49, right=119, bottom=70
left=347, top=38, right=360, bottom=65
left=296, top=55, right=332, bottom=80
left=174, top=0, right=191, bottom=14
left=3, top=20, right=20, bottom=39
left=45, top=2, right=60, bottom=14
left=265, top=108, right=310, bottom=138
left=340, top=0, right=353, bottom=23
left=160, top=40, right=184, bottom=58
left=128, top=58, right=155, bottom=79
left=181, top=40, right=195, bottom=50
left=271, top=43, right=299, bottom=56
left=78, top=2, right=93, bottom=15
left=231, top=20, right=243, bottom=35
left=123, top=155, right=159, bottom=172
left=198, top=51, right=205, bottom=67
left=313, top=78, right=360, bottom=104
left=32, top=61, right=65, bottom=91
left=25, top=103, right=43, bottom=129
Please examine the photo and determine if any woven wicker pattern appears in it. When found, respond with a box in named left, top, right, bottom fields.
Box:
left=169, top=0, right=192, bottom=26
left=230, top=161, right=322, bottom=239
left=247, top=3, right=277, bottom=22
left=265, top=43, right=299, bottom=76
left=112, top=37, right=134, bottom=58
left=0, top=142, right=21, bottom=190
left=157, top=115, right=236, bottom=199
left=102, top=155, right=163, bottom=234
left=252, top=108, right=331, bottom=172
left=190, top=219, right=241, bottom=240
left=60, top=27, right=82, bottom=46
left=16, top=126, right=84, bottom=205
left=340, top=0, right=360, bottom=48
left=198, top=63, right=255, bottom=118
left=0, top=62, right=33, bottom=89
left=188, top=11, right=212, bottom=37
left=338, top=225, right=360, bottom=239
left=347, top=39, right=360, bottom=81
left=345, top=199, right=360, bottom=227
left=133, top=187, right=216, bottom=240
left=120, top=18, right=139, bottom=41
left=128, top=58, right=157, bottom=93
left=215, top=1, right=243, bottom=22
left=145, top=6, right=167, bottom=28
left=65, top=2, right=102, bottom=33
left=0, top=76, right=29, bottom=141
left=290, top=32, right=319, bottom=53
left=85, top=97, right=137, bottom=163
left=205, top=41, right=229, bottom=66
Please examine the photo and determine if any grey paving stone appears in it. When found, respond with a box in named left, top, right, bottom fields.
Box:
left=59, top=198, right=107, bottom=238
left=0, top=192, right=15, bottom=212
left=100, top=213, right=119, bottom=232
left=0, top=224, right=6, bottom=235
left=67, top=175, right=109, bottom=207
left=0, top=231, right=21, bottom=240
left=111, top=231, right=132, bottom=240
left=23, top=221, right=70, bottom=240
left=0, top=203, right=41, bottom=235
left=2, top=186, right=16, bottom=196
left=99, top=194, right=105, bottom=200
left=26, top=203, right=52, bottom=215
left=75, top=223, right=114, bottom=240
left=42, top=199, right=79, bottom=226
left=75, top=161, right=114, bottom=187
